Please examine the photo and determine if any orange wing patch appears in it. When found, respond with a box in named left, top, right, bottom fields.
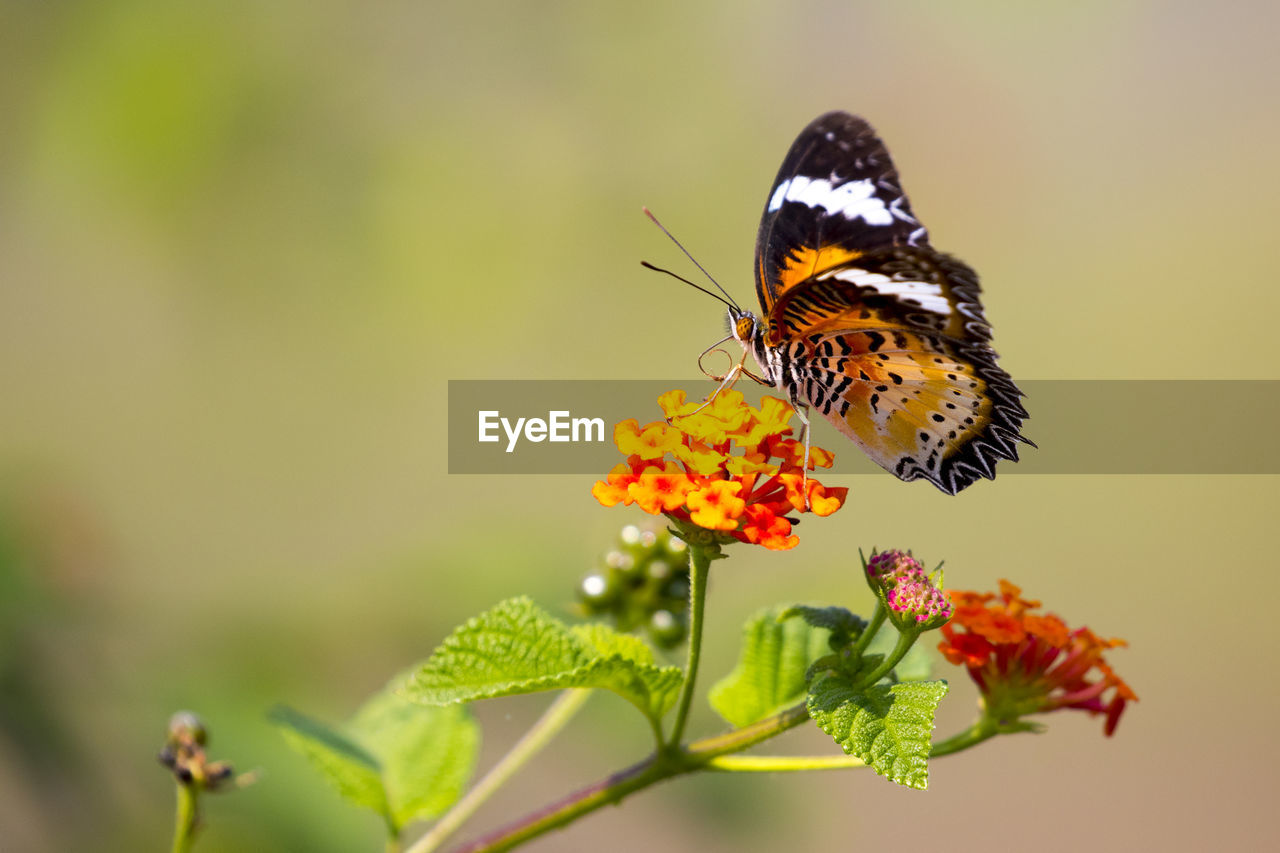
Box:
left=766, top=246, right=989, bottom=347
left=758, top=244, right=862, bottom=317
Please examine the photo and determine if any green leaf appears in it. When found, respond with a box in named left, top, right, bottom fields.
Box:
left=351, top=691, right=480, bottom=828
left=570, top=623, right=655, bottom=665
left=778, top=605, right=866, bottom=650
left=710, top=606, right=831, bottom=727
left=806, top=674, right=949, bottom=790
left=406, top=597, right=682, bottom=723
left=271, top=681, right=481, bottom=831
left=269, top=705, right=389, bottom=816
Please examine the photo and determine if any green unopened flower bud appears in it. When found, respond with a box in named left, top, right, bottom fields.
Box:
left=646, top=560, right=671, bottom=581
left=168, top=711, right=206, bottom=746
left=605, top=550, right=636, bottom=574
left=576, top=524, right=693, bottom=646
left=648, top=609, right=686, bottom=648
left=579, top=573, right=617, bottom=609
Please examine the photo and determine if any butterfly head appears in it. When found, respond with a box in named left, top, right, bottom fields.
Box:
left=727, top=306, right=757, bottom=346
left=726, top=306, right=778, bottom=386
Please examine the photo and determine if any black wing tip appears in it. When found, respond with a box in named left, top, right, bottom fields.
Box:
left=806, top=110, right=874, bottom=132
left=896, top=388, right=1032, bottom=495
left=936, top=407, right=1034, bottom=495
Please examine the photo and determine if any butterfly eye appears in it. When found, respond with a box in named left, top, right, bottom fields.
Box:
left=735, top=316, right=755, bottom=341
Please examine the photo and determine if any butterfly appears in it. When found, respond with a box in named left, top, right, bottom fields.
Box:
left=720, top=111, right=1030, bottom=494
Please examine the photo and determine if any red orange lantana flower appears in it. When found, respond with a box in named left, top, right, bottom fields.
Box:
left=938, top=580, right=1137, bottom=736
left=592, top=389, right=848, bottom=551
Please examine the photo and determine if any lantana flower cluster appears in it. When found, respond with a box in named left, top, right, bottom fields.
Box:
left=592, top=389, right=848, bottom=551
left=938, top=580, right=1137, bottom=736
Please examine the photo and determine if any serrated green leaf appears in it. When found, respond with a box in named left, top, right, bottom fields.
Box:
left=406, top=598, right=682, bottom=722
left=570, top=623, right=655, bottom=665
left=350, top=690, right=480, bottom=828
left=410, top=597, right=588, bottom=700
left=273, top=682, right=481, bottom=832
left=710, top=606, right=831, bottom=727
left=269, top=705, right=389, bottom=816
left=571, top=654, right=684, bottom=720
left=779, top=605, right=866, bottom=649
left=807, top=674, right=949, bottom=790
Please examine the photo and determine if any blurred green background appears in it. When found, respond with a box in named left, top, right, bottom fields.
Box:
left=2, top=1, right=1277, bottom=851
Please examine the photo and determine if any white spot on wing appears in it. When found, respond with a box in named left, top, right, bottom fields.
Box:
left=821, top=268, right=952, bottom=315
left=767, top=181, right=790, bottom=213
left=766, top=176, right=893, bottom=226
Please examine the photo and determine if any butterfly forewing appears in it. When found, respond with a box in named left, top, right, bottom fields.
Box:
left=749, top=112, right=1029, bottom=493
left=754, top=112, right=928, bottom=319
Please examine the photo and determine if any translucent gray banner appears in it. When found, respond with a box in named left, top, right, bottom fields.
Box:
left=448, top=380, right=1280, bottom=475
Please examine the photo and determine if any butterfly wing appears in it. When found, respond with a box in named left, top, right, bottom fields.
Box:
left=754, top=111, right=928, bottom=319
left=754, top=112, right=1028, bottom=493
left=782, top=259, right=1029, bottom=493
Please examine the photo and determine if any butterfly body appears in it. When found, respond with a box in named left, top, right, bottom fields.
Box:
left=730, top=111, right=1029, bottom=494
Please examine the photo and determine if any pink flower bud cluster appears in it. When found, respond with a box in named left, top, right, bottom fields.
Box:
left=866, top=550, right=952, bottom=625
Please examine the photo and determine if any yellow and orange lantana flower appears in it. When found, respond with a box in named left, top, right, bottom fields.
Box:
left=938, top=580, right=1137, bottom=736
left=592, top=389, right=847, bottom=551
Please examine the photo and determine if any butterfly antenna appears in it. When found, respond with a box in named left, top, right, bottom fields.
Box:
left=640, top=261, right=736, bottom=310
left=642, top=207, right=741, bottom=310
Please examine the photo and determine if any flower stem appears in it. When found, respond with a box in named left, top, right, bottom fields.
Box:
left=703, top=754, right=866, bottom=772
left=665, top=542, right=713, bottom=749
left=854, top=623, right=916, bottom=687
left=448, top=755, right=666, bottom=853
left=853, top=602, right=886, bottom=656
left=171, top=782, right=197, bottom=853
left=407, top=689, right=592, bottom=853
left=929, top=718, right=999, bottom=757
left=445, top=699, right=812, bottom=853
left=930, top=714, right=1037, bottom=757
left=683, top=701, right=810, bottom=758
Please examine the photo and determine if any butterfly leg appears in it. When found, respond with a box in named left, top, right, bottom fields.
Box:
left=793, top=403, right=812, bottom=509
left=696, top=334, right=736, bottom=382
left=670, top=363, right=744, bottom=423
left=680, top=344, right=776, bottom=423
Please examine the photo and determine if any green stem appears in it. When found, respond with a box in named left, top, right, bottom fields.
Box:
left=853, top=602, right=886, bottom=656
left=683, top=701, right=810, bottom=759
left=448, top=755, right=667, bottom=853
left=704, top=754, right=866, bottom=772
left=171, top=783, right=197, bottom=853
left=406, top=689, right=592, bottom=853
left=929, top=715, right=1028, bottom=757
left=854, top=623, right=916, bottom=687
left=665, top=542, right=713, bottom=749
left=445, top=700, right=813, bottom=853
left=445, top=693, right=1005, bottom=852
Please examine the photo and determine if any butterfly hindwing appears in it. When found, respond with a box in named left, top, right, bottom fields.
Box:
left=793, top=322, right=1028, bottom=493
left=745, top=112, right=1029, bottom=493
